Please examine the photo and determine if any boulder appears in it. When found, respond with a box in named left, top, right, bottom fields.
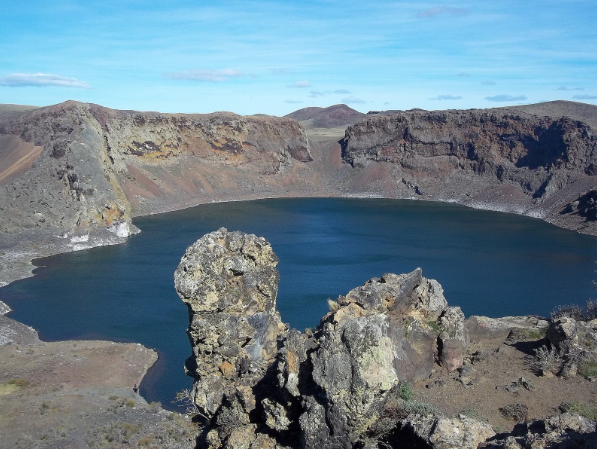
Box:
left=399, top=413, right=495, bottom=449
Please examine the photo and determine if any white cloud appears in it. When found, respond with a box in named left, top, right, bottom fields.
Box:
left=168, top=69, right=244, bottom=82
left=417, top=7, right=468, bottom=19
left=481, top=80, right=496, bottom=85
left=342, top=96, right=366, bottom=104
left=557, top=86, right=584, bottom=91
left=572, top=94, right=597, bottom=100
left=289, top=80, right=312, bottom=88
left=309, top=91, right=324, bottom=98
left=0, top=73, right=91, bottom=88
left=485, top=94, right=527, bottom=102
left=431, top=94, right=463, bottom=101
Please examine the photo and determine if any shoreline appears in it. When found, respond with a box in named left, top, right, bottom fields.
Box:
left=2, top=189, right=595, bottom=293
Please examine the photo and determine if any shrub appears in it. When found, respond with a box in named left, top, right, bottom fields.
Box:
left=578, top=359, right=597, bottom=379
left=499, top=403, right=528, bottom=422
left=327, top=298, right=340, bottom=312
left=586, top=299, right=597, bottom=320
left=551, top=300, right=597, bottom=322
left=396, top=381, right=414, bottom=402
left=402, top=400, right=438, bottom=416
left=552, top=304, right=585, bottom=321
left=7, top=378, right=29, bottom=387
left=533, top=345, right=561, bottom=374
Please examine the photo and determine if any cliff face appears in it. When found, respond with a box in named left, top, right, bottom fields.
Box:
left=0, top=102, right=313, bottom=283
left=340, top=110, right=597, bottom=232
left=2, top=100, right=597, bottom=287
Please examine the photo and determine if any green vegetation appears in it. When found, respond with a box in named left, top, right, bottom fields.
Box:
left=402, top=400, right=438, bottom=416
left=7, top=378, right=30, bottom=388
left=578, top=360, right=597, bottom=379
left=560, top=401, right=597, bottom=421
left=396, top=381, right=414, bottom=402
left=461, top=409, right=489, bottom=423
left=425, top=320, right=440, bottom=332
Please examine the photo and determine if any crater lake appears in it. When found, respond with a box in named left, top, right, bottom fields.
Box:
left=2, top=198, right=597, bottom=409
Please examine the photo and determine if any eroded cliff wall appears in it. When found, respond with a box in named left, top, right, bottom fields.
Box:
left=340, top=109, right=597, bottom=233
left=0, top=101, right=314, bottom=284
left=2, top=100, right=597, bottom=287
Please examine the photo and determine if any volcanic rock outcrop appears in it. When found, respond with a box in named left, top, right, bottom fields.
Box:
left=174, top=228, right=475, bottom=448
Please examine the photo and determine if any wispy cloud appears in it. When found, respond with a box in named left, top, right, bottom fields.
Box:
left=308, top=91, right=324, bottom=98
left=481, top=80, right=496, bottom=85
left=334, top=89, right=351, bottom=94
left=0, top=73, right=91, bottom=88
left=431, top=94, right=463, bottom=101
left=167, top=69, right=244, bottom=82
left=485, top=94, right=527, bottom=102
left=289, top=80, right=311, bottom=88
left=270, top=68, right=289, bottom=75
left=457, top=72, right=471, bottom=77
left=285, top=100, right=303, bottom=104
left=557, top=86, right=584, bottom=91
left=342, top=96, right=366, bottom=104
left=417, top=6, right=469, bottom=19
left=572, top=94, right=597, bottom=100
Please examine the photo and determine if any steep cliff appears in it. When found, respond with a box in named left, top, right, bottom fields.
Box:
left=340, top=108, right=597, bottom=234
left=0, top=101, right=314, bottom=285
left=2, top=100, right=597, bottom=287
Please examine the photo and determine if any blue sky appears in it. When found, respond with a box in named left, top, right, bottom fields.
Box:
left=1, top=1, right=596, bottom=115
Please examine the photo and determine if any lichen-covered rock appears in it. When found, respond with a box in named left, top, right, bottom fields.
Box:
left=175, top=230, right=469, bottom=448
left=174, top=228, right=287, bottom=418
left=306, top=270, right=454, bottom=443
left=438, top=307, right=468, bottom=372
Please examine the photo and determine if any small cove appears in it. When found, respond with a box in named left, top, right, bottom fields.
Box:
left=2, top=197, right=597, bottom=410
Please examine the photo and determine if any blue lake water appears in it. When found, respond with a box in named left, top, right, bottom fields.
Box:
left=2, top=198, right=597, bottom=410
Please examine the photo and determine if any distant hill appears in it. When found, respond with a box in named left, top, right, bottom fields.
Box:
left=0, top=104, right=39, bottom=121
left=505, top=100, right=597, bottom=129
left=285, top=104, right=365, bottom=129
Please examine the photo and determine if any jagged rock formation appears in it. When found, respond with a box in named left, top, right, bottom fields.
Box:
left=174, top=229, right=476, bottom=448
left=175, top=229, right=597, bottom=448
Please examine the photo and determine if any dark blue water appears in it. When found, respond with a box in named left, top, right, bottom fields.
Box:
left=2, top=198, right=597, bottom=410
